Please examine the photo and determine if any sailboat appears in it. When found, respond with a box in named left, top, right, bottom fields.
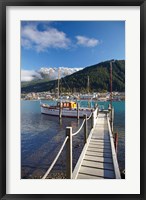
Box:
left=40, top=70, right=95, bottom=118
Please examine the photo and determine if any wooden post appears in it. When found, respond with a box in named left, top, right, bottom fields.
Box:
left=66, top=127, right=72, bottom=179
left=112, top=107, right=114, bottom=124
left=77, top=103, right=79, bottom=120
left=92, top=112, right=95, bottom=128
left=59, top=102, right=62, bottom=119
left=114, top=132, right=118, bottom=154
left=96, top=107, right=98, bottom=118
left=108, top=104, right=113, bottom=132
left=94, top=103, right=97, bottom=109
left=108, top=104, right=111, bottom=119
left=111, top=108, right=113, bottom=132
left=111, top=107, right=114, bottom=133
left=59, top=118, right=62, bottom=126
left=93, top=111, right=95, bottom=127
left=91, top=112, right=93, bottom=128
left=84, top=114, right=88, bottom=144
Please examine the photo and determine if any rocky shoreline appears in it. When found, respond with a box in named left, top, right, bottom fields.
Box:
left=22, top=171, right=66, bottom=179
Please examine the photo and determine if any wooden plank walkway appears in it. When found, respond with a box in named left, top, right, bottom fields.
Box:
left=72, top=112, right=121, bottom=179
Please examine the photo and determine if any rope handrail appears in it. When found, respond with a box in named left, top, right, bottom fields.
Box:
left=72, top=108, right=97, bottom=136
left=72, top=119, right=85, bottom=136
left=87, top=112, right=93, bottom=121
left=42, top=136, right=69, bottom=179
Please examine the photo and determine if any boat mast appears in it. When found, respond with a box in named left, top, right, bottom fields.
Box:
left=110, top=60, right=115, bottom=132
left=110, top=60, right=115, bottom=108
left=87, top=76, right=90, bottom=94
left=87, top=76, right=90, bottom=107
left=110, top=62, right=112, bottom=109
left=58, top=68, right=60, bottom=99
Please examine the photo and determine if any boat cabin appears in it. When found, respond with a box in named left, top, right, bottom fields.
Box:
left=57, top=101, right=77, bottom=109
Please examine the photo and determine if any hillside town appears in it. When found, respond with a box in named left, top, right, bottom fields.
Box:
left=21, top=91, right=125, bottom=101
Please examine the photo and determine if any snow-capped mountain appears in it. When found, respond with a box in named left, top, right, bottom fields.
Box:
left=21, top=67, right=83, bottom=82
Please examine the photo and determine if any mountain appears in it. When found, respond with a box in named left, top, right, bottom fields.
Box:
left=21, top=60, right=125, bottom=93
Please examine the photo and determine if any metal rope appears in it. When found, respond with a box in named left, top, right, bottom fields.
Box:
left=42, top=136, right=69, bottom=179
left=72, top=119, right=85, bottom=136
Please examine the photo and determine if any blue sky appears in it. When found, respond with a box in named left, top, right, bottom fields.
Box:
left=21, top=21, right=125, bottom=70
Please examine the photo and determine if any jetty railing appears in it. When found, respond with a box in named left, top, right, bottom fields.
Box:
left=107, top=115, right=121, bottom=179
left=108, top=104, right=114, bottom=133
left=42, top=106, right=98, bottom=179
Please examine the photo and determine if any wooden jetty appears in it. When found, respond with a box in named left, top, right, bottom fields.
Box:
left=42, top=106, right=121, bottom=179
left=72, top=111, right=121, bottom=179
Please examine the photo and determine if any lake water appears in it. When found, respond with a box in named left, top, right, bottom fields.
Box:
left=21, top=100, right=125, bottom=179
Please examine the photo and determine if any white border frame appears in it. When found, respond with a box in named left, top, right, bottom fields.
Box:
left=6, top=6, right=140, bottom=194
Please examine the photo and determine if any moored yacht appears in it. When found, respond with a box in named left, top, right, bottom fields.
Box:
left=40, top=101, right=94, bottom=118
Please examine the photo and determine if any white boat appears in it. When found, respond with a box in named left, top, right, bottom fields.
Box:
left=40, top=70, right=95, bottom=117
left=40, top=101, right=94, bottom=118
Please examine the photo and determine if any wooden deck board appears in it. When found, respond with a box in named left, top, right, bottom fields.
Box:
left=88, top=143, right=111, bottom=149
left=79, top=166, right=115, bottom=179
left=84, top=155, right=113, bottom=163
left=82, top=160, right=114, bottom=170
left=77, top=173, right=104, bottom=179
left=86, top=150, right=112, bottom=158
left=87, top=147, right=111, bottom=153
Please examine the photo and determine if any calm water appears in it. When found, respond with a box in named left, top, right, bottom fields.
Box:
left=21, top=100, right=125, bottom=179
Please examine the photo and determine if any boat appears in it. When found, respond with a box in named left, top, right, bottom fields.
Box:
left=40, top=70, right=96, bottom=117
left=40, top=100, right=94, bottom=118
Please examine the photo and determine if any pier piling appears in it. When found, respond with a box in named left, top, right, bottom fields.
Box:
left=77, top=103, right=79, bottom=120
left=91, top=112, right=93, bottom=128
left=92, top=112, right=95, bottom=128
left=114, top=132, right=118, bottom=154
left=59, top=102, right=62, bottom=119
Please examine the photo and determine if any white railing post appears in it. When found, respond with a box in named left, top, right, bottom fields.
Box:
left=66, top=127, right=72, bottom=179
left=92, top=111, right=95, bottom=128
left=84, top=114, right=88, bottom=144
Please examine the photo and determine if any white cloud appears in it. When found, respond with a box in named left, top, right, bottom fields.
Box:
left=76, top=35, right=99, bottom=47
left=21, top=70, right=42, bottom=82
left=38, top=67, right=83, bottom=80
left=21, top=67, right=83, bottom=82
left=21, top=24, right=71, bottom=52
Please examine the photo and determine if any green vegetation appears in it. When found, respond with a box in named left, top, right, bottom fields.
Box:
left=21, top=60, right=125, bottom=93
